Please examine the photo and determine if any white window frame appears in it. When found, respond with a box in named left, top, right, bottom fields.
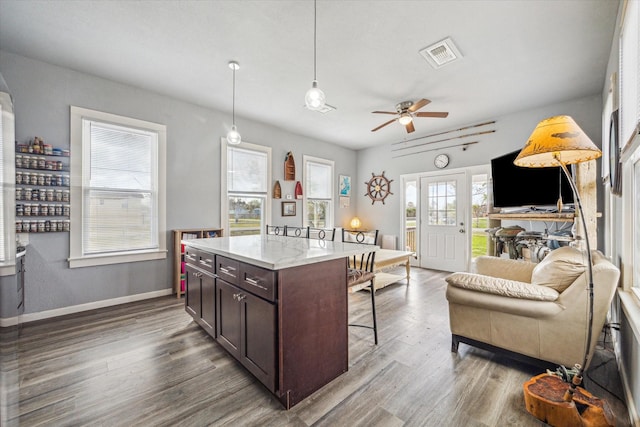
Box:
left=0, top=90, right=15, bottom=275
left=303, top=155, right=334, bottom=230
left=69, top=106, right=167, bottom=268
left=220, top=138, right=272, bottom=235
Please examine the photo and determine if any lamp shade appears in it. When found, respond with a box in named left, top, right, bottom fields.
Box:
left=514, top=115, right=601, bottom=168
left=350, top=217, right=361, bottom=229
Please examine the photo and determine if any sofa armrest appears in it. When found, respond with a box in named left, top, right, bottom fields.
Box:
left=475, top=256, right=536, bottom=282
left=446, top=272, right=559, bottom=301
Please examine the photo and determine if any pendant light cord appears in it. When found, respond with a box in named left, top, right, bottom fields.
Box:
left=313, top=0, right=317, bottom=81
left=232, top=66, right=236, bottom=125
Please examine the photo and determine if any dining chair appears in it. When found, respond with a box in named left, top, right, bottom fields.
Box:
left=346, top=249, right=378, bottom=344
left=308, top=227, right=335, bottom=241
left=284, top=225, right=310, bottom=238
left=265, top=225, right=286, bottom=236
left=342, top=229, right=379, bottom=245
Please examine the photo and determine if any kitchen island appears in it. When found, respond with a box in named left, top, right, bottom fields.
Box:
left=181, top=234, right=378, bottom=409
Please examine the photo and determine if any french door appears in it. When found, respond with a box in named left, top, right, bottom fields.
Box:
left=419, top=172, right=467, bottom=272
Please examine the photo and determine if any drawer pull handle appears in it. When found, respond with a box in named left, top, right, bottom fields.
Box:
left=244, top=276, right=267, bottom=291
left=219, top=266, right=236, bottom=275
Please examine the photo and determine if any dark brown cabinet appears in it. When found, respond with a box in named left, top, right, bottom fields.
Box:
left=184, top=242, right=348, bottom=409
left=216, top=278, right=276, bottom=391
left=185, top=247, right=216, bottom=337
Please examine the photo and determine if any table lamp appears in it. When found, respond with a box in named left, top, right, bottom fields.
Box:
left=350, top=217, right=362, bottom=230
left=514, top=116, right=602, bottom=405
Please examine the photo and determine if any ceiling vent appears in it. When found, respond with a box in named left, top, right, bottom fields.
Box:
left=419, top=37, right=462, bottom=69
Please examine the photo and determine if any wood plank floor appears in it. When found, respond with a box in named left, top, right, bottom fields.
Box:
left=0, top=267, right=631, bottom=426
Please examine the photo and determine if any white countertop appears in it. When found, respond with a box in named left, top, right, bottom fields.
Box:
left=182, top=235, right=379, bottom=270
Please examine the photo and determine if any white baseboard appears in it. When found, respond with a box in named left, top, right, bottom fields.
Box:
left=0, top=288, right=173, bottom=328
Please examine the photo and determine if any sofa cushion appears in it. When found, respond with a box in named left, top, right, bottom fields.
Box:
left=445, top=272, right=559, bottom=301
left=531, top=246, right=586, bottom=293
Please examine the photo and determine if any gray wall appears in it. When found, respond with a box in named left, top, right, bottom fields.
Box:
left=0, top=50, right=357, bottom=315
left=354, top=94, right=604, bottom=246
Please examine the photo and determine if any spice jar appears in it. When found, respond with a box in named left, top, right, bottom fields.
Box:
left=15, top=155, right=23, bottom=168
left=30, top=221, right=38, bottom=233
left=31, top=204, right=39, bottom=216
left=16, top=220, right=22, bottom=232
left=46, top=189, right=55, bottom=202
left=62, top=190, right=70, bottom=202
left=63, top=220, right=70, bottom=232
left=23, top=188, right=32, bottom=200
left=38, top=220, right=45, bottom=233
left=40, top=204, right=48, bottom=216
left=63, top=205, right=70, bottom=217
left=16, top=171, right=23, bottom=184
left=16, top=204, right=23, bottom=216
left=15, top=188, right=23, bottom=200
left=37, top=157, right=46, bottom=170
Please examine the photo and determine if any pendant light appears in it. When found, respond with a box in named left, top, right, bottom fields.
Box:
left=305, top=0, right=326, bottom=111
left=226, top=61, right=241, bottom=145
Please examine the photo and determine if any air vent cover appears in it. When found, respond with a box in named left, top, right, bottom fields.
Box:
left=420, top=37, right=462, bottom=69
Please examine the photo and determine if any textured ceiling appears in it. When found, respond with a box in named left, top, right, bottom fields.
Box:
left=0, top=0, right=619, bottom=150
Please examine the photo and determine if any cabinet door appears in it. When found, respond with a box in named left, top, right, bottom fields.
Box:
left=200, top=273, right=216, bottom=336
left=185, top=264, right=201, bottom=319
left=241, top=291, right=276, bottom=391
left=216, top=279, right=242, bottom=359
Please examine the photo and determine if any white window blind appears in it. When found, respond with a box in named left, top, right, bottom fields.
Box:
left=227, top=147, right=268, bottom=193
left=620, top=0, right=639, bottom=148
left=306, top=161, right=332, bottom=199
left=83, top=120, right=158, bottom=254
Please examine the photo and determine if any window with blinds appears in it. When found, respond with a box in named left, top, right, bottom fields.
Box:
left=82, top=120, right=158, bottom=254
left=0, top=102, right=5, bottom=263
left=222, top=141, right=271, bottom=237
left=303, top=156, right=333, bottom=229
left=69, top=106, right=166, bottom=268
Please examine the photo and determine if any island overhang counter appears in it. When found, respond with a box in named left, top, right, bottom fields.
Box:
left=181, top=234, right=378, bottom=409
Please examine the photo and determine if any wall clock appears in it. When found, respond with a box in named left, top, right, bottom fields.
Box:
left=365, top=171, right=394, bottom=204
left=434, top=153, right=450, bottom=169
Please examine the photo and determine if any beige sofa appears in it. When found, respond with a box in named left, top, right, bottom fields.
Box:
left=445, top=247, right=620, bottom=368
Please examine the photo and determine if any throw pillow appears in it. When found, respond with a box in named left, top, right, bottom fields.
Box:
left=531, top=246, right=587, bottom=293
left=445, top=272, right=559, bottom=301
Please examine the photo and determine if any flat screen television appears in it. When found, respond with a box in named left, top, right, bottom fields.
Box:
left=490, top=149, right=574, bottom=209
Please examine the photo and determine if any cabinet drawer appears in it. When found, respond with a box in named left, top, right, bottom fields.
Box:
left=217, top=256, right=240, bottom=285
left=239, top=264, right=276, bottom=302
left=184, top=247, right=199, bottom=264
left=184, top=247, right=215, bottom=275
left=196, top=252, right=215, bottom=274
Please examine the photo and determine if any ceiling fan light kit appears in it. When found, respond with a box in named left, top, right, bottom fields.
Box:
left=371, top=98, right=449, bottom=133
left=226, top=60, right=241, bottom=145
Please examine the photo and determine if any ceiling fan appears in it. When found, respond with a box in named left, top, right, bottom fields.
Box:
left=371, top=98, right=449, bottom=133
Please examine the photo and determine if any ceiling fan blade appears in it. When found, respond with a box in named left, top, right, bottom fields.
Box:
left=408, top=98, right=431, bottom=112
left=372, top=111, right=397, bottom=115
left=415, top=111, right=449, bottom=118
left=405, top=121, right=415, bottom=133
left=371, top=119, right=397, bottom=132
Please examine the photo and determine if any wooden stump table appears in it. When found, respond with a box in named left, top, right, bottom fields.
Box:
left=523, top=373, right=615, bottom=427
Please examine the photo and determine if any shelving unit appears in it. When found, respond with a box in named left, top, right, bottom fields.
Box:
left=15, top=144, right=71, bottom=233
left=172, top=228, right=223, bottom=298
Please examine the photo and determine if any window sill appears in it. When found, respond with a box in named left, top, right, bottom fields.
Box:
left=618, top=289, right=640, bottom=344
left=69, top=249, right=167, bottom=268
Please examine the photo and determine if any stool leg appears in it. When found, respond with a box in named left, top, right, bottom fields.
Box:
left=369, top=280, right=378, bottom=345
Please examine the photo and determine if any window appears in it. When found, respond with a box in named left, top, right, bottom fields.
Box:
left=0, top=89, right=13, bottom=271
left=404, top=178, right=417, bottom=252
left=303, top=156, right=333, bottom=229
left=633, top=145, right=640, bottom=296
left=221, top=139, right=271, bottom=236
left=428, top=180, right=456, bottom=225
left=69, top=106, right=166, bottom=268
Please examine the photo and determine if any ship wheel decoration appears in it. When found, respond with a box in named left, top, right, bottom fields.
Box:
left=365, top=171, right=394, bottom=204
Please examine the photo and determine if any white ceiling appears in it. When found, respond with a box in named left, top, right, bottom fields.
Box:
left=0, top=0, right=619, bottom=150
